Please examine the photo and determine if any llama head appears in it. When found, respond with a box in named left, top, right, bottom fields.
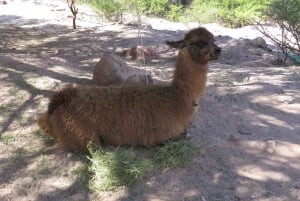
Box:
left=166, top=27, right=221, bottom=64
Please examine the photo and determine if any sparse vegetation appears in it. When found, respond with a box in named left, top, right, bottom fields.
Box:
left=87, top=139, right=200, bottom=191
left=79, top=0, right=126, bottom=21
left=34, top=129, right=56, bottom=146
left=181, top=0, right=269, bottom=27
left=1, top=135, right=16, bottom=145
left=151, top=139, right=201, bottom=168
left=87, top=145, right=153, bottom=191
left=257, top=0, right=300, bottom=64
left=166, top=4, right=184, bottom=21
left=37, top=155, right=52, bottom=176
left=1, top=1, right=300, bottom=200
left=79, top=0, right=270, bottom=27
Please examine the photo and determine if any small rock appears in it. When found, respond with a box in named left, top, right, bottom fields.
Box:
left=143, top=24, right=153, bottom=29
left=238, top=129, right=252, bottom=135
left=185, top=132, right=192, bottom=139
left=251, top=37, right=266, bottom=47
left=228, top=39, right=239, bottom=46
left=265, top=139, right=278, bottom=146
left=201, top=196, right=207, bottom=201
left=254, top=49, right=263, bottom=56
left=67, top=192, right=87, bottom=200
left=66, top=153, right=73, bottom=158
left=250, top=37, right=271, bottom=51
left=237, top=123, right=253, bottom=135
left=239, top=38, right=251, bottom=46
left=40, top=51, right=50, bottom=59
left=74, top=49, right=80, bottom=54
left=227, top=134, right=240, bottom=144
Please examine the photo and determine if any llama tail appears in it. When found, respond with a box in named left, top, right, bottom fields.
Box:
left=37, top=113, right=50, bottom=134
left=47, top=87, right=78, bottom=115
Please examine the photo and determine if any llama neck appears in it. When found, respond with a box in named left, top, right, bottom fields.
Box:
left=172, top=49, right=208, bottom=103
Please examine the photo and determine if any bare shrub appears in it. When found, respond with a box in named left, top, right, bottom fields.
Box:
left=67, top=0, right=78, bottom=29
left=257, top=0, right=300, bottom=64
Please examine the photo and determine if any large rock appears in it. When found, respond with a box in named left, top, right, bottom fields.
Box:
left=250, top=37, right=271, bottom=51
left=93, top=53, right=153, bottom=86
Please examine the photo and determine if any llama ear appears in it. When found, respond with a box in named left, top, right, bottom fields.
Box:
left=166, top=40, right=186, bottom=49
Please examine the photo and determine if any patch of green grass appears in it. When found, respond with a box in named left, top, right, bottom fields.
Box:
left=79, top=0, right=126, bottom=21
left=79, top=0, right=271, bottom=27
left=38, top=165, right=51, bottom=176
left=182, top=0, right=269, bottom=27
left=37, top=155, right=52, bottom=176
left=0, top=104, right=17, bottom=121
left=87, top=139, right=201, bottom=191
left=151, top=139, right=200, bottom=168
left=166, top=4, right=184, bottom=21
left=72, top=163, right=90, bottom=177
left=88, top=145, right=153, bottom=191
left=0, top=105, right=13, bottom=115
left=8, top=84, right=29, bottom=99
left=181, top=0, right=220, bottom=24
left=12, top=147, right=27, bottom=163
left=0, top=135, right=17, bottom=145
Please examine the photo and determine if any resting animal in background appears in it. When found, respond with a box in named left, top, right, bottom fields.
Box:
left=37, top=27, right=221, bottom=152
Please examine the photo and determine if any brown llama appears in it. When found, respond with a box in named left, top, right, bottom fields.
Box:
left=37, top=27, right=221, bottom=152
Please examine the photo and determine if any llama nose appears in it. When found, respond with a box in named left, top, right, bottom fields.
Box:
left=215, top=47, right=221, bottom=54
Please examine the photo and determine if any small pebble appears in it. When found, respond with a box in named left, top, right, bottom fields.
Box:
left=40, top=51, right=50, bottom=59
left=227, top=134, right=240, bottom=144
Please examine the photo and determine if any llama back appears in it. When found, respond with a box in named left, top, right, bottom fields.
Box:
left=38, top=87, right=78, bottom=135
left=48, top=87, right=78, bottom=115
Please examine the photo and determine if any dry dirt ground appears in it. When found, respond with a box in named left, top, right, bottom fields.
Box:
left=0, top=1, right=300, bottom=201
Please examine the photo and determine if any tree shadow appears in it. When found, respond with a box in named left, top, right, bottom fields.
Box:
left=116, top=60, right=299, bottom=200
left=1, top=12, right=299, bottom=201
left=113, top=38, right=299, bottom=200
left=0, top=13, right=180, bottom=201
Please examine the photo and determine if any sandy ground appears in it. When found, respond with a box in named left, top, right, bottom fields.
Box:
left=0, top=0, right=299, bottom=201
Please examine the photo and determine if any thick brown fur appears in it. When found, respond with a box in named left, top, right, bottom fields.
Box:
left=37, top=27, right=221, bottom=152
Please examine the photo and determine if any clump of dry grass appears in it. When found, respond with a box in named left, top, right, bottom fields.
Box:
left=151, top=139, right=200, bottom=168
left=87, top=139, right=201, bottom=191
left=87, top=145, right=153, bottom=191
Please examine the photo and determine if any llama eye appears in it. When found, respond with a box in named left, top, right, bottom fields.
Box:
left=193, top=42, right=207, bottom=48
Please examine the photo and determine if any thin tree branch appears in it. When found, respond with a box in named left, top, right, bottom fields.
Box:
left=67, top=0, right=78, bottom=29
